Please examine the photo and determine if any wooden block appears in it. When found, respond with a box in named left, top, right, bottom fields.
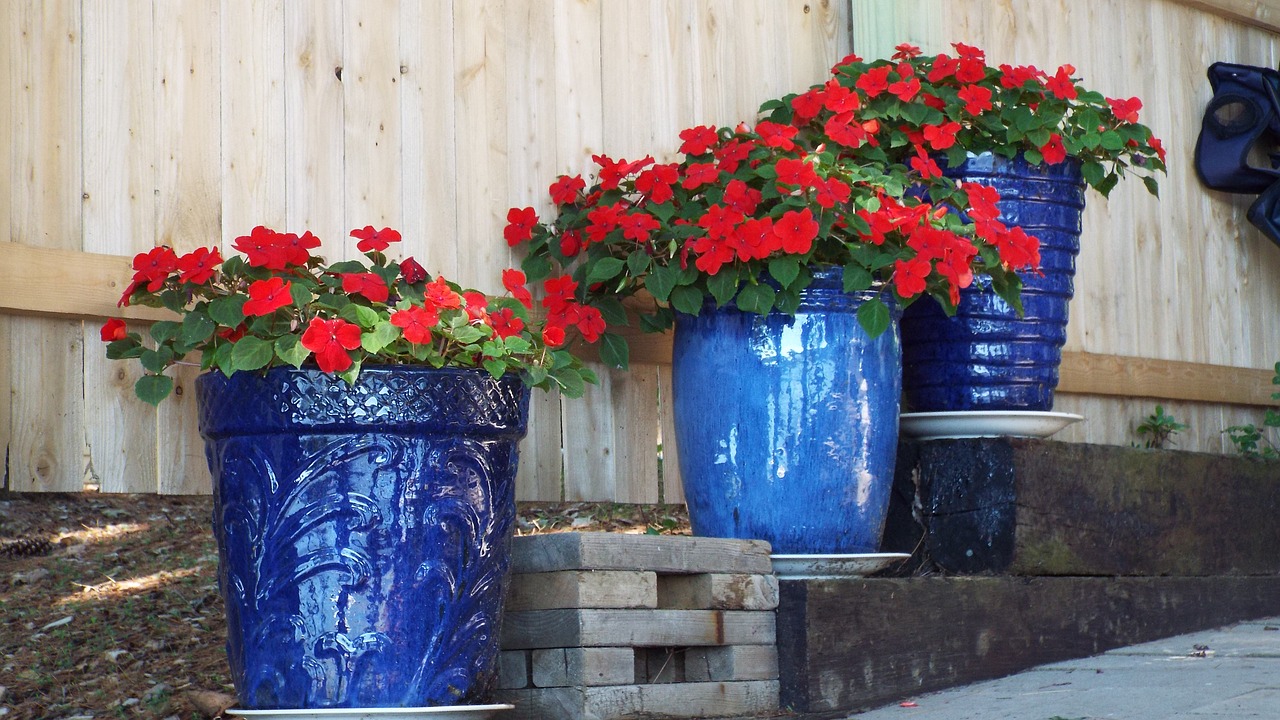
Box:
left=496, top=650, right=530, bottom=690
left=657, top=573, right=780, bottom=610
left=685, top=645, right=779, bottom=682
left=636, top=646, right=684, bottom=684
left=495, top=680, right=779, bottom=720
left=531, top=647, right=634, bottom=687
left=508, top=570, right=657, bottom=611
left=511, top=532, right=773, bottom=575
left=501, top=609, right=776, bottom=649
left=884, top=438, right=1280, bottom=576
left=777, top=575, right=1280, bottom=714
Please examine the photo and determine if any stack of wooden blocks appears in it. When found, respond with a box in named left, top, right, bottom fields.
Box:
left=494, top=532, right=780, bottom=719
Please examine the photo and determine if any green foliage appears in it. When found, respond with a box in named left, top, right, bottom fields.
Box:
left=1223, top=362, right=1280, bottom=459
left=1135, top=405, right=1188, bottom=449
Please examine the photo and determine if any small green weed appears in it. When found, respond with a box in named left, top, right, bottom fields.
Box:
left=1136, top=405, right=1188, bottom=449
left=1224, top=362, right=1280, bottom=459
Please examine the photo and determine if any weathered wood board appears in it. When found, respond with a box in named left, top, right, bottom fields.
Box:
left=657, top=573, right=780, bottom=611
left=883, top=438, right=1280, bottom=576
left=495, top=679, right=779, bottom=720
left=777, top=575, right=1280, bottom=714
left=511, top=532, right=773, bottom=575
left=507, top=570, right=658, bottom=611
left=501, top=608, right=776, bottom=650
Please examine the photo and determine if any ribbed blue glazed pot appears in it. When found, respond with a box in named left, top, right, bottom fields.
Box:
left=900, top=153, right=1086, bottom=411
left=671, top=267, right=902, bottom=554
left=196, top=366, right=529, bottom=710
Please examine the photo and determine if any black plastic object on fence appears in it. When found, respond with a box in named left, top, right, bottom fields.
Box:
left=1195, top=61, right=1280, bottom=247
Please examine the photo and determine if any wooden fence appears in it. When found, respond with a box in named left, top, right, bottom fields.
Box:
left=1, top=0, right=1276, bottom=499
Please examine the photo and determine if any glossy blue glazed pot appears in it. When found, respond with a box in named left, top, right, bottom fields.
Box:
left=671, top=267, right=902, bottom=554
left=197, top=366, right=529, bottom=709
left=901, top=153, right=1086, bottom=411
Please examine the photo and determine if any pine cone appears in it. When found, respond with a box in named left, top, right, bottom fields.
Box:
left=0, top=537, right=53, bottom=558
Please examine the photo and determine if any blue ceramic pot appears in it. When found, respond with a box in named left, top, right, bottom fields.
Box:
left=197, top=366, right=529, bottom=709
left=671, top=267, right=902, bottom=554
left=901, top=153, right=1086, bottom=411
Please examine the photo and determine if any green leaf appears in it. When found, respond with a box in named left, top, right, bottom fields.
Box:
left=521, top=253, right=553, bottom=283
left=208, top=295, right=247, bottom=328
left=150, top=321, right=181, bottom=345
left=773, top=290, right=801, bottom=315
left=595, top=297, right=629, bottom=327
left=1022, top=149, right=1044, bottom=166
left=842, top=265, right=874, bottom=293
left=626, top=250, right=652, bottom=277
left=669, top=285, right=704, bottom=316
left=1081, top=160, right=1106, bottom=188
left=1142, top=175, right=1160, bottom=198
left=482, top=358, right=508, bottom=379
left=551, top=367, right=586, bottom=398
left=707, top=270, right=740, bottom=307
left=135, top=374, right=174, bottom=406
left=341, top=303, right=381, bottom=329
left=290, top=282, right=314, bottom=308
left=1100, top=130, right=1125, bottom=151
left=450, top=325, right=487, bottom=345
left=646, top=264, right=680, bottom=302
left=230, top=336, right=274, bottom=372
left=598, top=332, right=630, bottom=370
left=768, top=256, right=801, bottom=287
left=274, top=334, right=310, bottom=368
left=856, top=299, right=891, bottom=338
left=585, top=256, right=626, bottom=285
left=180, top=311, right=217, bottom=345
left=361, top=321, right=400, bottom=354
left=736, top=283, right=776, bottom=315
left=140, top=347, right=174, bottom=374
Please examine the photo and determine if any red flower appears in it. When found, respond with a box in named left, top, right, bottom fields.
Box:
left=243, top=277, right=294, bottom=316
left=910, top=151, right=943, bottom=180
left=755, top=121, right=799, bottom=151
left=400, top=257, right=427, bottom=284
left=999, top=64, right=1043, bottom=90
left=774, top=208, right=819, bottom=254
left=957, top=84, right=993, bottom=115
left=892, top=257, right=931, bottom=297
left=815, top=177, right=852, bottom=209
left=131, top=246, right=179, bottom=292
left=926, top=54, right=958, bottom=82
left=549, top=175, right=586, bottom=205
left=955, top=58, right=987, bottom=84
left=951, top=42, right=985, bottom=61
left=502, top=268, right=533, bottom=309
left=1150, top=137, right=1167, bottom=163
left=594, top=154, right=654, bottom=190
left=620, top=212, right=661, bottom=242
left=679, top=125, right=719, bottom=156
left=774, top=157, right=820, bottom=190
left=732, top=217, right=777, bottom=261
left=856, top=65, right=893, bottom=98
left=504, top=207, right=539, bottom=246
left=791, top=89, right=825, bottom=122
left=964, top=183, right=1003, bottom=223
left=575, top=305, right=606, bottom=343
left=391, top=305, right=441, bottom=344
left=100, top=318, right=128, bottom=342
left=697, top=205, right=744, bottom=240
left=177, top=246, right=222, bottom=285
left=1046, top=65, right=1078, bottom=100
left=463, top=291, right=488, bottom=323
left=714, top=138, right=752, bottom=174
left=560, top=230, right=584, bottom=257
left=491, top=307, right=525, bottom=338
left=341, top=273, right=389, bottom=303
left=723, top=179, right=762, bottom=216
left=824, top=112, right=871, bottom=148
left=635, top=164, right=679, bottom=204
left=424, top=277, right=462, bottom=309
left=218, top=324, right=247, bottom=343
left=1040, top=133, right=1067, bottom=164
left=301, top=317, right=362, bottom=372
left=888, top=76, right=921, bottom=102
left=922, top=121, right=962, bottom=151
left=1107, top=96, right=1142, bottom=123
left=892, top=43, right=922, bottom=60
left=681, top=162, right=721, bottom=190
left=585, top=203, right=624, bottom=243
left=233, top=226, right=289, bottom=270
left=542, top=324, right=566, bottom=348
left=351, top=226, right=402, bottom=253
left=822, top=80, right=860, bottom=113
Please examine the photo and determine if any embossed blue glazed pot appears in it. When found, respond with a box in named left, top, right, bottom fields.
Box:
left=197, top=366, right=529, bottom=709
left=900, top=153, right=1086, bottom=411
left=671, top=267, right=902, bottom=554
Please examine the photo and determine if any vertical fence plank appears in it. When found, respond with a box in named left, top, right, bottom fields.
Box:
left=505, top=0, right=563, bottom=502
left=399, top=0, right=459, bottom=277
left=154, top=0, right=221, bottom=494
left=0, top=1, right=17, bottom=489
left=9, top=0, right=85, bottom=492
left=342, top=0, right=402, bottom=258
left=453, top=0, right=510, bottom=287
left=285, top=1, right=345, bottom=247
left=222, top=0, right=287, bottom=238
left=82, top=0, right=159, bottom=493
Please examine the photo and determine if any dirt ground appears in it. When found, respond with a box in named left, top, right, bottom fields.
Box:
left=0, top=492, right=689, bottom=720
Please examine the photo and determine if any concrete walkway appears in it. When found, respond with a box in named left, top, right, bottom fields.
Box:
left=843, top=617, right=1280, bottom=719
